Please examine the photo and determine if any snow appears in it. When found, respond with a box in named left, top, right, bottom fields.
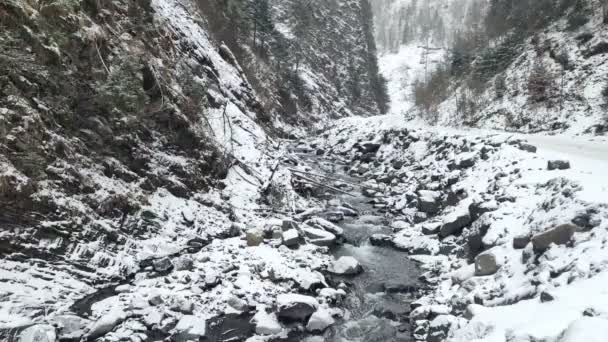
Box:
left=251, top=309, right=282, bottom=335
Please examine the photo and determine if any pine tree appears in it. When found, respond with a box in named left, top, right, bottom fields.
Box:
left=250, top=0, right=274, bottom=53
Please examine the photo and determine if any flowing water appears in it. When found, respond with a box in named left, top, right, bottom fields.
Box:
left=297, top=154, right=421, bottom=342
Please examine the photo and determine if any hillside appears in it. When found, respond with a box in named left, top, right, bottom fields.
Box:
left=372, top=0, right=608, bottom=135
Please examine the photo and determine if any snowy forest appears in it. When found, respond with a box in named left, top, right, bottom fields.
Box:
left=1, top=0, right=608, bottom=341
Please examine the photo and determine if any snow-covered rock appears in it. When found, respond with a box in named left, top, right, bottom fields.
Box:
left=531, top=224, right=577, bottom=253
left=276, top=294, right=319, bottom=322
left=474, top=252, right=499, bottom=276
left=251, top=310, right=282, bottom=335
left=328, top=256, right=363, bottom=275
left=439, top=210, right=472, bottom=237
left=18, top=325, right=56, bottom=342
left=306, top=308, right=335, bottom=332
left=282, top=229, right=300, bottom=247
left=174, top=315, right=207, bottom=341
left=558, top=317, right=608, bottom=342
left=302, top=226, right=337, bottom=246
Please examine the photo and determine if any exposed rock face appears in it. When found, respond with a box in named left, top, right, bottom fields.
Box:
left=531, top=224, right=577, bottom=252
left=276, top=294, right=319, bottom=322
left=475, top=252, right=499, bottom=276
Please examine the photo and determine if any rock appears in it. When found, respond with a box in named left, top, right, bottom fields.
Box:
left=325, top=211, right=345, bottom=223
left=450, top=264, right=475, bottom=284
left=148, top=294, right=164, bottom=306
left=329, top=256, right=363, bottom=275
left=174, top=315, right=207, bottom=341
left=227, top=296, right=249, bottom=312
left=512, top=235, right=531, bottom=249
left=246, top=229, right=264, bottom=247
left=152, top=257, right=173, bottom=273
left=359, top=141, right=381, bottom=153
left=391, top=220, right=409, bottom=232
left=282, top=219, right=299, bottom=231
left=468, top=200, right=498, bottom=221
left=306, top=308, right=335, bottom=332
left=518, top=143, right=537, bottom=153
left=171, top=297, right=194, bottom=314
left=439, top=210, right=472, bottom=238
left=427, top=315, right=456, bottom=342
left=251, top=310, right=282, bottom=335
left=548, top=160, right=571, bottom=170
left=531, top=224, right=577, bottom=253
left=282, top=229, right=300, bottom=247
left=421, top=222, right=441, bottom=235
left=315, top=148, right=325, bottom=156
left=86, top=309, right=127, bottom=340
left=418, top=190, right=441, bottom=214
left=383, top=281, right=419, bottom=293
left=174, top=255, right=194, bottom=271
left=276, top=294, right=319, bottom=322
left=18, top=325, right=56, bottom=342
left=475, top=252, right=499, bottom=276
left=456, top=152, right=477, bottom=169
left=370, top=234, right=393, bottom=247
left=307, top=217, right=344, bottom=236
left=540, top=291, right=555, bottom=303
left=302, top=226, right=336, bottom=246
left=54, top=315, right=89, bottom=340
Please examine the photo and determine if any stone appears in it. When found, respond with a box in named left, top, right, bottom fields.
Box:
left=359, top=141, right=381, bottom=153
left=276, top=294, right=319, bottom=322
left=427, top=315, right=456, bottom=342
left=282, top=219, right=299, bottom=231
left=86, top=309, right=127, bottom=340
left=418, top=190, right=441, bottom=214
left=251, top=310, right=282, bottom=335
left=316, top=148, right=325, bottom=156
left=302, top=226, right=336, bottom=246
left=54, top=315, right=89, bottom=340
left=174, top=255, right=194, bottom=271
left=282, top=229, right=300, bottom=247
left=18, top=325, right=56, bottom=342
left=171, top=297, right=194, bottom=314
left=307, top=217, right=344, bottom=236
left=369, top=234, right=394, bottom=247
left=548, top=160, right=571, bottom=170
left=174, top=315, right=207, bottom=341
left=306, top=308, right=335, bottom=332
left=391, top=220, right=409, bottom=232
left=456, top=152, right=477, bottom=169
left=329, top=256, right=363, bottom=275
left=148, top=294, right=164, bottom=306
left=439, top=211, right=472, bottom=238
left=475, top=252, right=499, bottom=276
left=468, top=200, right=498, bottom=221
left=152, top=257, right=173, bottom=273
left=540, top=291, right=555, bottom=303
left=531, top=224, right=577, bottom=253
left=513, top=235, right=531, bottom=249
left=518, top=143, right=537, bottom=153
left=246, top=229, right=264, bottom=247
left=421, top=223, right=441, bottom=235
left=227, top=296, right=249, bottom=312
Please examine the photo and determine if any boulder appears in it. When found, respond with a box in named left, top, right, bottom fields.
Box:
left=540, top=291, right=555, bottom=303
left=54, top=315, right=89, bottom=341
left=18, top=325, right=56, bottom=342
left=468, top=200, right=498, bottom=221
left=512, top=235, right=531, bottom=249
left=456, top=152, right=477, bottom=169
left=531, top=224, right=577, bottom=253
left=518, top=143, right=537, bottom=153
left=475, top=252, right=499, bottom=276
left=282, top=229, right=300, bottom=247
left=369, top=234, right=394, bottom=247
left=246, top=229, right=264, bottom=247
left=152, top=257, right=173, bottom=273
left=174, top=315, right=207, bottom=342
left=548, top=160, right=571, bottom=170
left=276, top=294, right=319, bottom=322
left=282, top=219, right=299, bottom=231
left=418, top=190, right=441, bottom=214
left=328, top=256, right=363, bottom=275
left=86, top=309, right=127, bottom=340
left=251, top=310, right=282, bottom=335
left=302, top=226, right=336, bottom=246
left=421, top=223, right=441, bottom=235
left=174, top=255, right=194, bottom=271
left=307, top=217, right=344, bottom=236
left=439, top=211, right=472, bottom=238
left=306, top=308, right=335, bottom=332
